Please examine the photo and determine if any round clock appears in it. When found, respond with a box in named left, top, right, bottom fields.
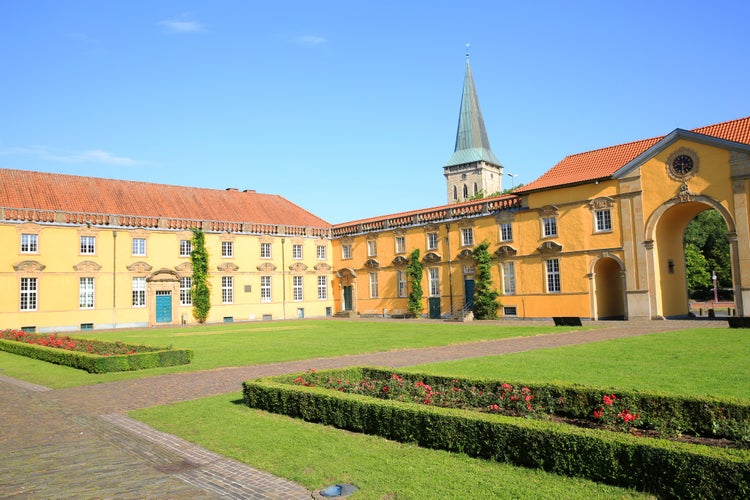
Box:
left=672, top=155, right=694, bottom=175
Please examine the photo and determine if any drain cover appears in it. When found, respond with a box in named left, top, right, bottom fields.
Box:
left=319, top=483, right=359, bottom=497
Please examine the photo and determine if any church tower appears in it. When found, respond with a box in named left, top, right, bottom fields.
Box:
left=444, top=52, right=503, bottom=202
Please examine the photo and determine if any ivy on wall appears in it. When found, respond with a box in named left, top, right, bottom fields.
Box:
left=190, top=228, right=211, bottom=323
left=472, top=240, right=500, bottom=320
left=407, top=248, right=424, bottom=317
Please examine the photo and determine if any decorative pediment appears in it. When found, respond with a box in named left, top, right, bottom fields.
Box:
left=257, top=262, right=277, bottom=272
left=175, top=261, right=193, bottom=273
left=674, top=182, right=698, bottom=203
left=73, top=260, right=102, bottom=272
left=423, top=223, right=439, bottom=233
left=495, top=245, right=518, bottom=259
left=538, top=241, right=563, bottom=254
left=127, top=261, right=153, bottom=273
left=364, top=259, right=380, bottom=269
left=588, top=197, right=614, bottom=210
left=13, top=260, right=45, bottom=272
left=422, top=252, right=442, bottom=263
left=495, top=212, right=515, bottom=223
left=217, top=262, right=239, bottom=272
left=457, top=219, right=475, bottom=228
left=457, top=249, right=474, bottom=260
left=314, top=263, right=331, bottom=273
left=289, top=262, right=308, bottom=273
left=393, top=228, right=406, bottom=236
left=538, top=205, right=559, bottom=216
left=341, top=236, right=354, bottom=245
left=336, top=267, right=357, bottom=279
left=392, top=255, right=409, bottom=267
left=147, top=268, right=180, bottom=283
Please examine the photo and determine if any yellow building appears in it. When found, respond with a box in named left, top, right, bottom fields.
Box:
left=329, top=60, right=750, bottom=321
left=0, top=171, right=333, bottom=332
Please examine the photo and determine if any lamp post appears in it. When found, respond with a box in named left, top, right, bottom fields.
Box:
left=712, top=270, right=718, bottom=303
left=507, top=173, right=518, bottom=190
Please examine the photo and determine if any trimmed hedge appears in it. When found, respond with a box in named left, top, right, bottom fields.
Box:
left=0, top=338, right=192, bottom=373
left=243, top=368, right=750, bottom=498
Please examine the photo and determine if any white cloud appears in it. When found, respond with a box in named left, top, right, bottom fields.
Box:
left=160, top=17, right=205, bottom=34
left=295, top=35, right=327, bottom=46
left=1, top=145, right=148, bottom=166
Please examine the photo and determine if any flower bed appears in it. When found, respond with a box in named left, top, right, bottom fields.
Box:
left=243, top=367, right=750, bottom=498
left=0, top=329, right=192, bottom=373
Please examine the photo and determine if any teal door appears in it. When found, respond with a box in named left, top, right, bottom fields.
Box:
left=343, top=286, right=353, bottom=311
left=156, top=292, right=172, bottom=323
left=464, top=279, right=475, bottom=311
left=429, top=297, right=441, bottom=319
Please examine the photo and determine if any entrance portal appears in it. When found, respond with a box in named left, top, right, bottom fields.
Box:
left=594, top=257, right=625, bottom=320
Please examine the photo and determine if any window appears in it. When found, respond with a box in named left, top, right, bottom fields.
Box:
left=79, top=277, right=95, bottom=309
left=369, top=272, right=379, bottom=298
left=342, top=244, right=352, bottom=259
left=545, top=259, right=561, bottom=293
left=500, top=223, right=513, bottom=242
left=292, top=244, right=303, bottom=260
left=397, top=270, right=407, bottom=298
left=395, top=236, right=405, bottom=254
left=180, top=277, right=192, bottom=305
left=221, top=241, right=234, bottom=258
left=80, top=236, right=96, bottom=255
left=317, top=245, right=327, bottom=260
left=429, top=268, right=440, bottom=297
left=461, top=227, right=474, bottom=247
left=179, top=239, right=192, bottom=257
left=503, top=262, right=516, bottom=295
left=260, top=242, right=271, bottom=259
left=132, top=277, right=146, bottom=307
left=542, top=217, right=558, bottom=237
left=503, top=306, right=518, bottom=317
left=463, top=184, right=469, bottom=198
left=293, top=276, right=303, bottom=301
left=21, top=234, right=38, bottom=253
left=20, top=277, right=37, bottom=311
left=427, top=232, right=438, bottom=250
left=474, top=182, right=478, bottom=195
left=367, top=240, right=377, bottom=257
left=453, top=185, right=458, bottom=201
left=222, top=276, right=234, bottom=304
left=317, top=276, right=327, bottom=300
left=595, top=209, right=612, bottom=232
left=131, top=238, right=146, bottom=256
left=261, top=276, right=272, bottom=302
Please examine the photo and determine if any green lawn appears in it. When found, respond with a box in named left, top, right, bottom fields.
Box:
left=410, top=328, right=750, bottom=399
left=0, top=319, right=571, bottom=388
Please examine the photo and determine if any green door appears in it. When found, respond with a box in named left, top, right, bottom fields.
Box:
left=156, top=292, right=172, bottom=323
left=429, top=297, right=441, bottom=319
left=464, top=279, right=475, bottom=311
left=343, top=286, right=353, bottom=311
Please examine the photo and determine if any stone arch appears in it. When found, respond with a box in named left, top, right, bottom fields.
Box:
left=589, top=254, right=626, bottom=320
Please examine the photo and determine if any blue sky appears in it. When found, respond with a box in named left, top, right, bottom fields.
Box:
left=2, top=1, right=749, bottom=224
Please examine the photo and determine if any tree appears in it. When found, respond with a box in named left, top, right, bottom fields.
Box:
left=685, top=242, right=711, bottom=294
left=190, top=228, right=211, bottom=323
left=406, top=248, right=424, bottom=317
left=684, top=209, right=731, bottom=298
left=472, top=240, right=500, bottom=319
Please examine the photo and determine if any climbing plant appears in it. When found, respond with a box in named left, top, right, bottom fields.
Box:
left=190, top=228, right=211, bottom=323
left=407, top=248, right=424, bottom=317
left=472, top=240, right=500, bottom=320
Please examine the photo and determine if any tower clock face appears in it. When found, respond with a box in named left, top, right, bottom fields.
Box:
left=672, top=155, right=694, bottom=175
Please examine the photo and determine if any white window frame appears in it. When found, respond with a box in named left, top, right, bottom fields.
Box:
left=20, top=277, right=37, bottom=311
left=79, top=277, right=95, bottom=309
left=317, top=275, right=327, bottom=300
left=595, top=209, right=613, bottom=233
left=461, top=227, right=474, bottom=247
left=429, top=267, right=440, bottom=297
left=179, top=239, right=192, bottom=257
left=222, top=276, right=234, bottom=304
left=260, top=242, right=272, bottom=259
left=80, top=236, right=96, bottom=255
left=261, top=276, right=272, bottom=302
left=542, top=217, right=558, bottom=238
left=132, top=237, right=146, bottom=256
left=367, top=240, right=377, bottom=257
left=180, top=277, right=193, bottom=306
left=500, top=223, right=513, bottom=242
left=342, top=244, right=352, bottom=259
left=503, top=261, right=516, bottom=295
left=132, top=277, right=146, bottom=307
left=395, top=236, right=405, bottom=254
left=545, top=258, right=561, bottom=293
left=293, top=275, right=303, bottom=302
left=397, top=270, right=407, bottom=298
left=427, top=232, right=438, bottom=250
left=221, top=241, right=234, bottom=258
left=292, top=244, right=303, bottom=260
left=369, top=272, right=379, bottom=298
left=21, top=233, right=38, bottom=253
left=316, top=245, right=327, bottom=260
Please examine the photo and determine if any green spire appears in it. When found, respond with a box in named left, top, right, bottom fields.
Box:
left=445, top=55, right=501, bottom=167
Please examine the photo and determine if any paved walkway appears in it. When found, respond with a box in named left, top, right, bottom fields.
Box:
left=0, top=319, right=726, bottom=498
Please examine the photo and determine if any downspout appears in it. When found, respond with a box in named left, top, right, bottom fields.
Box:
left=281, top=237, right=286, bottom=319
left=112, top=230, right=117, bottom=328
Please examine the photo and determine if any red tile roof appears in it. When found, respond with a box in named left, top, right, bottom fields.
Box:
left=516, top=116, right=750, bottom=193
left=0, top=169, right=331, bottom=228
